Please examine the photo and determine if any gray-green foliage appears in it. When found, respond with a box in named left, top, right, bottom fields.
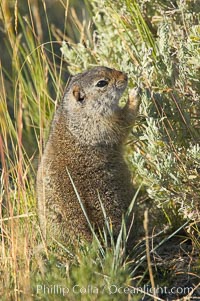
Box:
left=61, top=0, right=200, bottom=222
left=1, top=1, right=199, bottom=299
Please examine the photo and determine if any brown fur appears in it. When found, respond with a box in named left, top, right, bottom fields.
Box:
left=37, top=66, right=139, bottom=244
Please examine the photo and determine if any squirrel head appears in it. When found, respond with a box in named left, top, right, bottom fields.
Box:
left=63, top=66, right=128, bottom=116
left=61, top=66, right=128, bottom=145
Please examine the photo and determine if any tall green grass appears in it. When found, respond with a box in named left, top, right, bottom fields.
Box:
left=0, top=0, right=200, bottom=300
left=0, top=1, right=64, bottom=299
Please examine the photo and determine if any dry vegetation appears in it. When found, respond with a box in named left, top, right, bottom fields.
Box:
left=0, top=0, right=200, bottom=300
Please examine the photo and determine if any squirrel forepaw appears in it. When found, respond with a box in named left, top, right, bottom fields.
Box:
left=128, top=87, right=142, bottom=112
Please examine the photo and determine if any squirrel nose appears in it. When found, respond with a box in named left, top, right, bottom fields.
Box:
left=121, top=72, right=128, bottom=82
left=114, top=71, right=128, bottom=89
left=113, top=69, right=128, bottom=81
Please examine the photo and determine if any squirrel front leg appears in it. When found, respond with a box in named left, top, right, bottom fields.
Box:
left=121, top=87, right=141, bottom=126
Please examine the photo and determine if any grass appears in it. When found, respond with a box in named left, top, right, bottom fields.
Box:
left=0, top=0, right=200, bottom=300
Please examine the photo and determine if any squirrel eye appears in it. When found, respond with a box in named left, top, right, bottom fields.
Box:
left=96, top=80, right=108, bottom=87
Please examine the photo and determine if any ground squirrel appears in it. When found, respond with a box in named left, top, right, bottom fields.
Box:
left=37, top=66, right=140, bottom=245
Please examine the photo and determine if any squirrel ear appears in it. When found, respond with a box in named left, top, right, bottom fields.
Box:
left=72, top=85, right=85, bottom=102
